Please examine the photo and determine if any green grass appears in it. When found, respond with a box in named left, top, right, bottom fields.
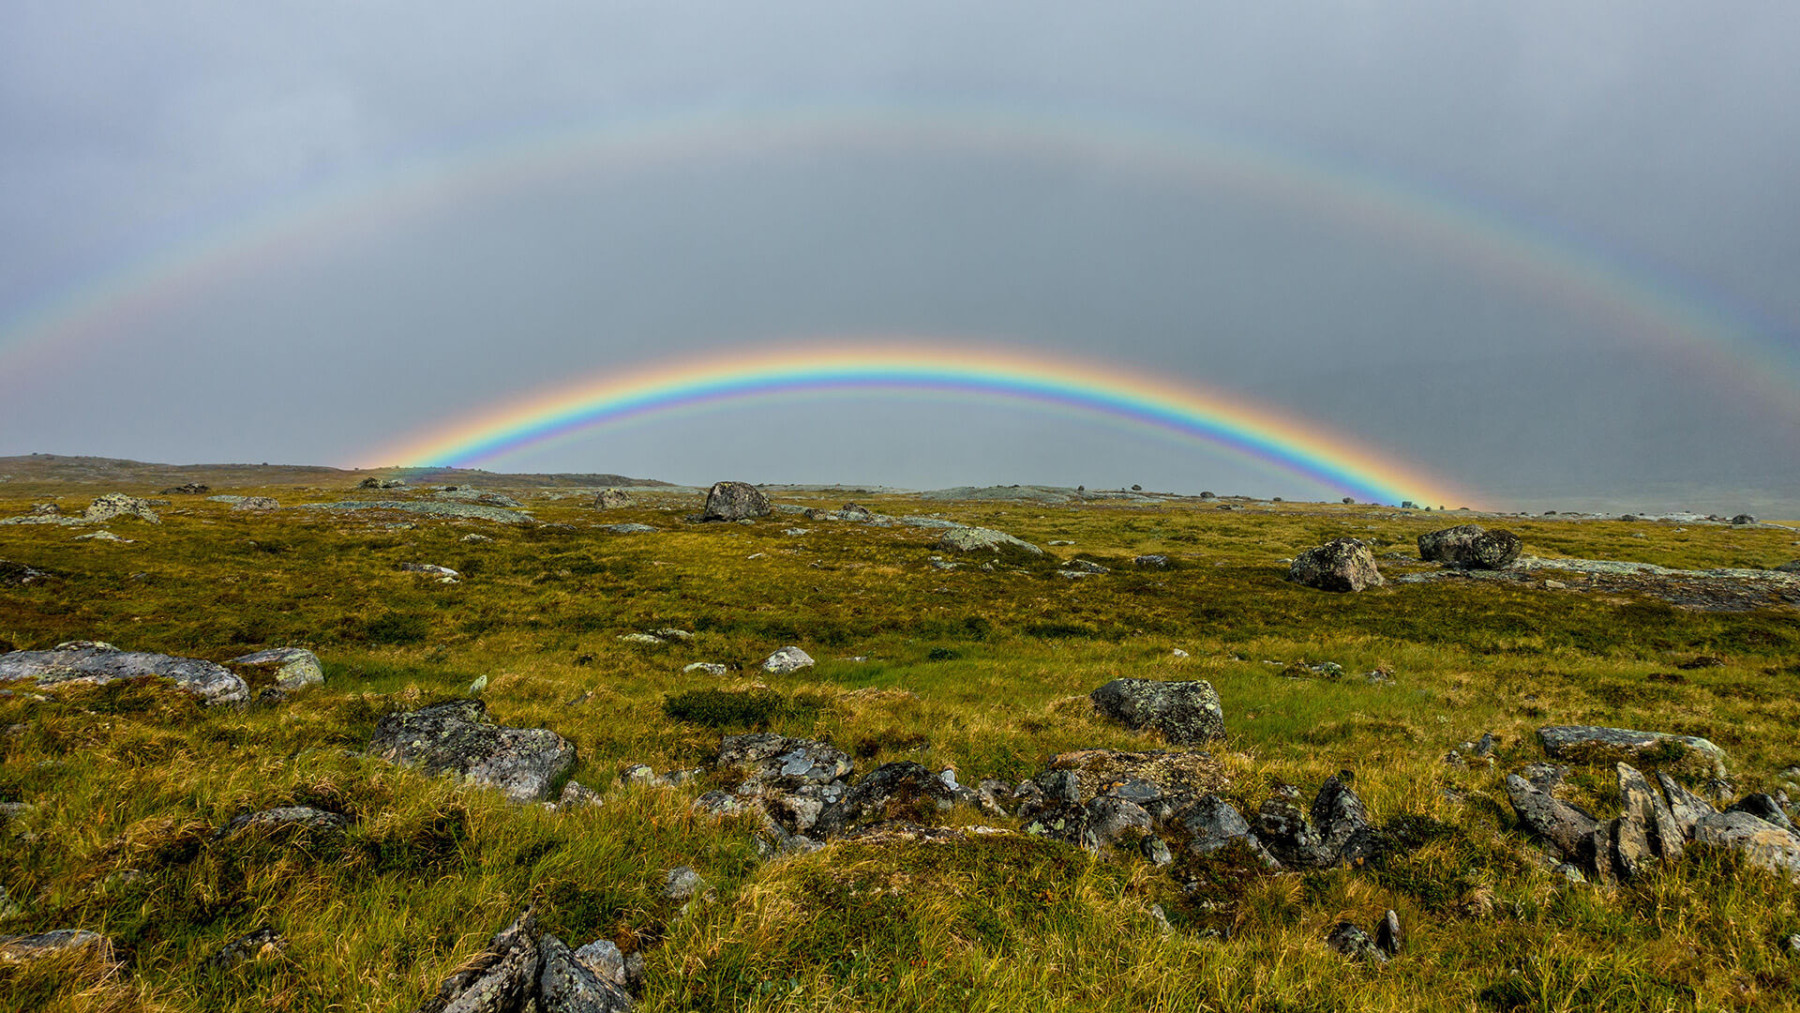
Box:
left=1, top=484, right=1798, bottom=1010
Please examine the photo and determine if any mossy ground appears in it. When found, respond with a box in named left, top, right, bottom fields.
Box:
left=2, top=483, right=1799, bottom=1011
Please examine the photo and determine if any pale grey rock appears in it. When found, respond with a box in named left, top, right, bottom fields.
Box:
left=0, top=644, right=247, bottom=705
left=1326, top=921, right=1387, bottom=963
left=1690, top=811, right=1800, bottom=881
left=369, top=700, right=576, bottom=804
left=222, top=806, right=351, bottom=838
left=682, top=662, right=730, bottom=676
left=700, top=481, right=770, bottom=521
left=0, top=929, right=112, bottom=964
left=599, top=523, right=657, bottom=534
left=84, top=493, right=159, bottom=524
left=592, top=489, right=633, bottom=510
left=1616, top=763, right=1683, bottom=861
left=1538, top=725, right=1726, bottom=763
left=936, top=526, right=1044, bottom=557
left=400, top=562, right=461, bottom=583
left=760, top=646, right=814, bottom=674
left=540, top=934, right=633, bottom=1011
left=663, top=866, right=711, bottom=902
left=1657, top=772, right=1718, bottom=837
left=416, top=909, right=539, bottom=1013
left=1288, top=538, right=1383, bottom=592
left=1505, top=774, right=1598, bottom=860
left=232, top=496, right=279, bottom=511
left=228, top=647, right=324, bottom=690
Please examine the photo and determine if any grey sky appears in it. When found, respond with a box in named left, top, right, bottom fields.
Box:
left=2, top=2, right=1797, bottom=510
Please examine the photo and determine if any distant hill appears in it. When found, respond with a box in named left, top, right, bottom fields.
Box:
left=0, top=454, right=668, bottom=490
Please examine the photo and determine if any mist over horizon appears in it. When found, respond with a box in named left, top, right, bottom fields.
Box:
left=3, top=3, right=1797, bottom=514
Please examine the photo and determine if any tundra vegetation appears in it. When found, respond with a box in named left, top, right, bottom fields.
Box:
left=1, top=470, right=1798, bottom=1011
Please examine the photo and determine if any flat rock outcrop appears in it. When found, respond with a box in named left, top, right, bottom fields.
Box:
left=700, top=481, right=770, bottom=521
left=228, top=647, right=324, bottom=689
left=1090, top=678, right=1225, bottom=744
left=0, top=642, right=247, bottom=705
left=1288, top=538, right=1383, bottom=592
left=0, top=929, right=114, bottom=964
left=936, top=526, right=1044, bottom=557
left=369, top=700, right=576, bottom=804
left=1537, top=725, right=1727, bottom=764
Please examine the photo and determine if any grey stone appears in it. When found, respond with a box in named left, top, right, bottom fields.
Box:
left=1311, top=774, right=1380, bottom=865
left=557, top=781, right=603, bottom=809
left=1288, top=538, right=1383, bottom=592
left=1090, top=678, right=1225, bottom=744
left=415, top=909, right=539, bottom=1013
left=540, top=934, right=633, bottom=1011
left=299, top=500, right=532, bottom=524
left=814, top=761, right=957, bottom=837
left=592, top=489, right=633, bottom=510
left=1613, top=812, right=1654, bottom=880
left=1064, top=558, right=1110, bottom=574
left=1617, top=763, right=1684, bottom=861
left=0, top=644, right=247, bottom=705
left=1085, top=796, right=1155, bottom=853
left=760, top=646, right=814, bottom=674
left=1325, top=922, right=1387, bottom=963
left=369, top=700, right=577, bottom=804
left=936, top=526, right=1044, bottom=557
left=223, top=806, right=351, bottom=838
left=232, top=496, right=279, bottom=511
left=1689, top=811, right=1800, bottom=881
left=1375, top=910, right=1402, bottom=957
left=682, top=662, right=729, bottom=676
left=0, top=559, right=54, bottom=586
left=837, top=502, right=873, bottom=521
left=228, top=647, right=324, bottom=690
left=0, top=929, right=113, bottom=964
left=663, top=866, right=711, bottom=902
left=1455, top=529, right=1523, bottom=569
left=1418, top=524, right=1486, bottom=563
left=1256, top=796, right=1335, bottom=868
left=1656, top=772, right=1718, bottom=838
left=700, top=482, right=770, bottom=521
left=573, top=940, right=628, bottom=989
left=1731, top=514, right=1756, bottom=525
left=84, top=493, right=159, bottom=524
left=1521, top=763, right=1568, bottom=792
left=599, top=524, right=657, bottom=534
left=1181, top=795, right=1274, bottom=864
left=205, top=928, right=286, bottom=970
left=1726, top=793, right=1795, bottom=832
left=400, top=562, right=461, bottom=582
left=716, top=733, right=852, bottom=790
left=1135, top=554, right=1171, bottom=568
left=1537, top=725, right=1726, bottom=763
left=1505, top=774, right=1599, bottom=860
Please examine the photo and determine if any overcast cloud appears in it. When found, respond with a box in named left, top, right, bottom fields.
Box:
left=2, top=2, right=1797, bottom=511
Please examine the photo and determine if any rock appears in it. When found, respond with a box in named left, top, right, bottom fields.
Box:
left=74, top=530, right=132, bottom=543
left=573, top=940, right=629, bottom=990
left=1135, top=554, right=1171, bottom=568
left=1522, top=762, right=1569, bottom=793
left=617, top=633, right=664, bottom=646
left=1656, top=772, right=1718, bottom=837
left=1375, top=910, right=1402, bottom=957
left=161, top=483, right=210, bottom=494
left=936, top=526, right=1044, bottom=557
left=682, top=662, right=730, bottom=676
left=1732, top=514, right=1756, bottom=525
left=232, top=496, right=280, bottom=511
left=83, top=493, right=159, bottom=524
left=592, top=489, right=634, bottom=510
left=1775, top=560, right=1800, bottom=574
left=1537, top=725, right=1726, bottom=764
left=1064, top=558, right=1110, bottom=574
left=717, top=733, right=853, bottom=789
left=1288, top=538, right=1383, bottom=592
left=1616, top=763, right=1683, bottom=861
left=700, top=481, right=770, bottom=522
left=1583, top=819, right=1620, bottom=886
left=1689, top=811, right=1800, bottom=882
left=1090, top=678, right=1225, bottom=744
left=814, top=761, right=958, bottom=837
left=368, top=700, right=577, bottom=804
left=1418, top=524, right=1486, bottom=563
left=760, top=646, right=814, bottom=674
left=358, top=477, right=381, bottom=488
left=1457, top=529, right=1523, bottom=569
left=28, top=502, right=61, bottom=516
left=0, top=559, right=54, bottom=586
left=1182, top=794, right=1275, bottom=864
left=1325, top=921, right=1387, bottom=963
left=540, top=934, right=634, bottom=1011
left=838, top=502, right=873, bottom=521
left=205, top=927, right=286, bottom=970
left=468, top=675, right=489, bottom=695
left=1311, top=773, right=1380, bottom=865
left=663, top=866, right=712, bottom=903
left=400, top=562, right=461, bottom=583
left=0, top=643, right=247, bottom=705
left=556, top=781, right=603, bottom=809
left=1612, top=812, right=1654, bottom=880
left=0, top=929, right=113, bottom=964
left=1083, top=796, right=1156, bottom=853
left=222, top=806, right=351, bottom=838
left=1726, top=793, right=1796, bottom=832
left=228, top=647, right=324, bottom=690
left=413, top=908, right=540, bottom=1013
left=1256, top=796, right=1336, bottom=868
left=462, top=533, right=493, bottom=543
left=1504, top=774, right=1599, bottom=860
left=599, top=523, right=657, bottom=534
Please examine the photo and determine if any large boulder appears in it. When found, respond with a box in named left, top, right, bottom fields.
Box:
left=1537, top=725, right=1727, bottom=765
left=592, top=489, right=633, bottom=510
left=1690, top=811, right=1800, bottom=882
left=1287, top=538, right=1383, bottom=592
left=228, top=647, right=324, bottom=690
left=1418, top=524, right=1485, bottom=563
left=1504, top=774, right=1598, bottom=860
left=760, top=646, right=814, bottom=674
left=369, top=700, right=577, bottom=804
left=1090, top=678, right=1225, bottom=744
left=83, top=493, right=159, bottom=524
left=700, top=482, right=770, bottom=521
left=0, top=643, right=247, bottom=705
left=936, top=526, right=1044, bottom=557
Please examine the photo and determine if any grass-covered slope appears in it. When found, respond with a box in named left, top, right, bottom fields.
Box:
left=2, top=482, right=1798, bottom=1011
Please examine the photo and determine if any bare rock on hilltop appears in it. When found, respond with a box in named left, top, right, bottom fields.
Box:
left=700, top=481, right=770, bottom=521
left=369, top=700, right=576, bottom=804
left=1288, top=538, right=1383, bottom=592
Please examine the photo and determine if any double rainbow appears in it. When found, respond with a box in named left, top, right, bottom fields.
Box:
left=366, top=342, right=1475, bottom=508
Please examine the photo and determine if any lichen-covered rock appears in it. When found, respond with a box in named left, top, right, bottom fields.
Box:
left=228, top=647, right=324, bottom=690
left=1418, top=524, right=1486, bottom=563
left=700, top=481, right=770, bottom=521
left=1617, top=763, right=1683, bottom=860
left=1090, top=678, right=1225, bottom=744
left=0, top=929, right=114, bottom=964
left=0, top=559, right=54, bottom=586
left=1310, top=773, right=1380, bottom=864
left=716, top=733, right=853, bottom=789
left=540, top=934, right=633, bottom=1012
left=221, top=806, right=351, bottom=838
left=936, top=526, right=1044, bottom=557
left=1504, top=773, right=1599, bottom=860
left=1537, top=725, right=1727, bottom=764
left=1727, top=793, right=1796, bottom=833
left=413, top=909, right=541, bottom=1013
left=369, top=700, right=576, bottom=804
left=0, top=643, right=247, bottom=705
left=1325, top=921, right=1387, bottom=963
left=813, top=761, right=958, bottom=837
left=1182, top=794, right=1273, bottom=861
left=83, top=493, right=159, bottom=524
left=592, top=489, right=633, bottom=510
left=1656, top=772, right=1718, bottom=837
left=760, top=646, right=814, bottom=674
left=1288, top=538, right=1383, bottom=592
left=232, top=496, right=280, bottom=511
left=1690, top=811, right=1800, bottom=882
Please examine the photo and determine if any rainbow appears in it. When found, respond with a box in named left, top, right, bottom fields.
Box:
left=365, top=341, right=1476, bottom=507
left=2, top=103, right=1796, bottom=423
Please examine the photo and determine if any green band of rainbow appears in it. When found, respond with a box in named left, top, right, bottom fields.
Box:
left=368, top=342, right=1475, bottom=507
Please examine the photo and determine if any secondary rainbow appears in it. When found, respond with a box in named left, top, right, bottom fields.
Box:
left=367, top=342, right=1475, bottom=507
left=3, top=103, right=1797, bottom=423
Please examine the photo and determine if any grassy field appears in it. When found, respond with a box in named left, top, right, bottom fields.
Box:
left=2, top=478, right=1799, bottom=1011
